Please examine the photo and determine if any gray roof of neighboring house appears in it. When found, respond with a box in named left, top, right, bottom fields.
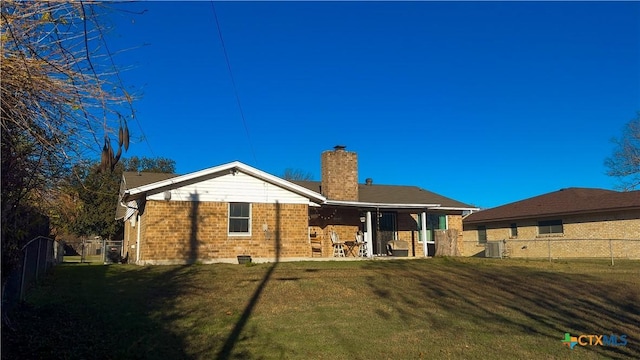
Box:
left=464, top=187, right=640, bottom=224
left=291, top=180, right=474, bottom=208
left=115, top=172, right=179, bottom=219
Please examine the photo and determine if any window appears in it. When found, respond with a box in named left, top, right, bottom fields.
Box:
left=229, top=203, right=251, bottom=235
left=421, top=213, right=446, bottom=242
left=538, top=219, right=563, bottom=235
left=478, top=226, right=487, bottom=244
left=510, top=223, right=518, bottom=238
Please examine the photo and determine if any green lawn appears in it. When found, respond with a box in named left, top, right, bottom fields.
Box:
left=63, top=254, right=104, bottom=263
left=3, top=258, right=639, bottom=359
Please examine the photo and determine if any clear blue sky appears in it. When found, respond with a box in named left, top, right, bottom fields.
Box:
left=105, top=1, right=640, bottom=209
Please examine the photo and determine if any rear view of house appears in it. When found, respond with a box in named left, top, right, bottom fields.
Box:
left=116, top=146, right=477, bottom=264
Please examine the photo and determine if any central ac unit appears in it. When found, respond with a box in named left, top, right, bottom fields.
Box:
left=485, top=241, right=504, bottom=258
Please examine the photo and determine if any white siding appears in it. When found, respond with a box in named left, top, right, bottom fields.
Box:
left=146, top=172, right=311, bottom=204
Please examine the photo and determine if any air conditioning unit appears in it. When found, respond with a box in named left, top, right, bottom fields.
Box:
left=485, top=241, right=504, bottom=258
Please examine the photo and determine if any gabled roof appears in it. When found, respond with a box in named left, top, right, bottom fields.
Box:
left=121, top=161, right=327, bottom=204
left=292, top=181, right=475, bottom=210
left=464, top=187, right=640, bottom=224
left=116, top=161, right=476, bottom=216
left=116, top=172, right=179, bottom=220
left=122, top=171, right=179, bottom=189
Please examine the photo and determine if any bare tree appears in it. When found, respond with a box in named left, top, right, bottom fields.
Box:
left=1, top=1, right=136, bottom=295
left=282, top=168, right=314, bottom=181
left=605, top=113, right=640, bottom=191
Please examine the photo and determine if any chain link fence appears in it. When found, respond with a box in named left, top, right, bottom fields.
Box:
left=3, top=237, right=63, bottom=309
left=483, top=238, right=640, bottom=264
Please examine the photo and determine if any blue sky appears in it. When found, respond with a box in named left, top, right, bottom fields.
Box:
left=105, top=1, right=640, bottom=209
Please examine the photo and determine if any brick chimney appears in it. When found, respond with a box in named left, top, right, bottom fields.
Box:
left=321, top=145, right=358, bottom=201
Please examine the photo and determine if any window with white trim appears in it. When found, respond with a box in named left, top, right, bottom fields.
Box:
left=229, top=202, right=251, bottom=235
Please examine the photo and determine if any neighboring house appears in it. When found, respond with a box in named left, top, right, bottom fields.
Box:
left=462, top=188, right=640, bottom=259
left=116, top=146, right=477, bottom=264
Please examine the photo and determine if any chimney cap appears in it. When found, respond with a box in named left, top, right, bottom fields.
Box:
left=334, top=145, right=347, bottom=151
left=365, top=178, right=373, bottom=185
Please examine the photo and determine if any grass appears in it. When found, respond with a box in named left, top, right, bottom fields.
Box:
left=3, top=257, right=639, bottom=359
left=63, top=254, right=104, bottom=263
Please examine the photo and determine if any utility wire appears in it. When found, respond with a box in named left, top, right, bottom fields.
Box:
left=94, top=7, right=156, bottom=158
left=210, top=2, right=258, bottom=165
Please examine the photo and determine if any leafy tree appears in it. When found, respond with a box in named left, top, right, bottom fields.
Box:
left=282, top=168, right=314, bottom=181
left=51, top=157, right=176, bottom=241
left=605, top=113, right=640, bottom=191
left=122, top=156, right=176, bottom=173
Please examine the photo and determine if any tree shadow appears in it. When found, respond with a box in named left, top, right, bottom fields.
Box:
left=1, top=264, right=200, bottom=359
left=189, top=191, right=200, bottom=262
left=215, top=201, right=282, bottom=360
left=362, top=259, right=640, bottom=359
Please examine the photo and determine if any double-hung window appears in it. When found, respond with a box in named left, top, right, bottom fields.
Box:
left=229, top=202, right=251, bottom=235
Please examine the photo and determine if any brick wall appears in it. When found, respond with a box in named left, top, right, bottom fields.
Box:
left=122, top=217, right=134, bottom=262
left=461, top=210, right=640, bottom=258
left=138, top=201, right=309, bottom=263
left=321, top=147, right=358, bottom=201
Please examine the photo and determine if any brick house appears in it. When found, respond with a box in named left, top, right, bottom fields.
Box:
left=462, top=188, right=640, bottom=259
left=116, top=146, right=477, bottom=264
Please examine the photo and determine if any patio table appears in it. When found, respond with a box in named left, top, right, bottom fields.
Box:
left=343, top=241, right=359, bottom=257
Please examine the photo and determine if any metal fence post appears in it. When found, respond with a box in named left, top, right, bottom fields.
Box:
left=548, top=238, right=551, bottom=262
left=35, top=238, right=42, bottom=281
left=19, top=246, right=28, bottom=301
left=609, top=239, right=614, bottom=266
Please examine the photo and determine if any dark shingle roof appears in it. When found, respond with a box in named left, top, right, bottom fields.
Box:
left=121, top=171, right=179, bottom=189
left=464, top=187, right=640, bottom=224
left=116, top=172, right=179, bottom=219
left=291, top=180, right=473, bottom=208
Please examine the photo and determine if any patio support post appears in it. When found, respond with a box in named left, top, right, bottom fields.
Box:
left=421, top=211, right=428, bottom=257
left=366, top=211, right=373, bottom=257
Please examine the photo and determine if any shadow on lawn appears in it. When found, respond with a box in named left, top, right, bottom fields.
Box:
left=1, top=263, right=200, bottom=359
left=363, top=259, right=640, bottom=360
left=2, top=199, right=284, bottom=360
left=215, top=201, right=282, bottom=360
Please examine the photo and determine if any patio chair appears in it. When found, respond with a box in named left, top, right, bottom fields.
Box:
left=310, top=233, right=322, bottom=257
left=356, top=232, right=368, bottom=257
left=330, top=231, right=345, bottom=257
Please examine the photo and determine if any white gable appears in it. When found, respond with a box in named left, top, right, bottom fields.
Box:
left=147, top=172, right=311, bottom=204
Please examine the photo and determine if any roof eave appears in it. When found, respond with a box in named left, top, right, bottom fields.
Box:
left=323, top=200, right=440, bottom=209
left=464, top=206, right=640, bottom=224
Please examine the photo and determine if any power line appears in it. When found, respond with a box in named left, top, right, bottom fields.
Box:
left=210, top=2, right=258, bottom=165
left=93, top=6, right=156, bottom=158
